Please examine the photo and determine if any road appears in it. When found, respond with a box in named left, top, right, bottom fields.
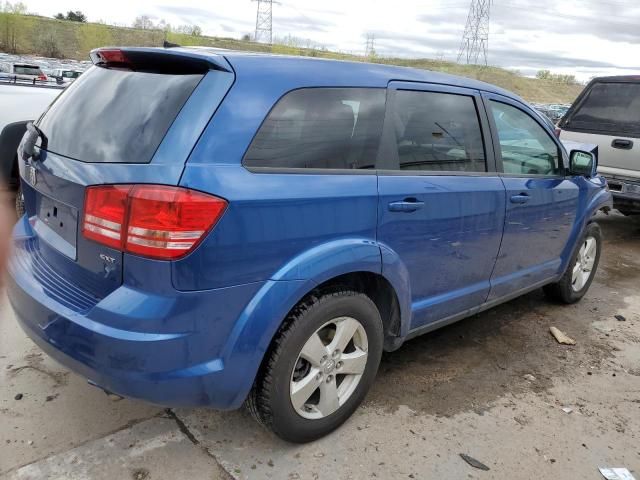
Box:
left=1, top=213, right=639, bottom=479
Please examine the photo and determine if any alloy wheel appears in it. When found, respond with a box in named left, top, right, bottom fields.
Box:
left=571, top=236, right=597, bottom=292
left=290, top=316, right=368, bottom=420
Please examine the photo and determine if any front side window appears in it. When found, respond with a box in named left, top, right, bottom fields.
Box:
left=491, top=101, right=562, bottom=176
left=391, top=90, right=486, bottom=172
left=243, top=88, right=386, bottom=170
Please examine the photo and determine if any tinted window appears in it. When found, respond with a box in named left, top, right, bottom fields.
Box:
left=14, top=65, right=42, bottom=75
left=567, top=82, right=640, bottom=137
left=491, top=101, right=561, bottom=176
left=37, top=66, right=202, bottom=163
left=392, top=90, right=486, bottom=172
left=244, top=88, right=385, bottom=169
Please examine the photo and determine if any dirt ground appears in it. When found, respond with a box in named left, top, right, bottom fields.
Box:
left=1, top=212, right=639, bottom=480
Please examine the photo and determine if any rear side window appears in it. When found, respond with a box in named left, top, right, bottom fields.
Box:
left=566, top=82, right=640, bottom=137
left=37, top=66, right=202, bottom=163
left=244, top=88, right=385, bottom=170
left=391, top=90, right=486, bottom=172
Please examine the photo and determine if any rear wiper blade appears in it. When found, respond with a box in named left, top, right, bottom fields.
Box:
left=21, top=122, right=48, bottom=161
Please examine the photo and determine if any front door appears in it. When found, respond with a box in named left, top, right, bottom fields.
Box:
left=484, top=94, right=579, bottom=300
left=376, top=83, right=506, bottom=330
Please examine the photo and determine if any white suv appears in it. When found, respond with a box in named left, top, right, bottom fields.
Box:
left=558, top=76, right=640, bottom=215
left=0, top=62, right=47, bottom=82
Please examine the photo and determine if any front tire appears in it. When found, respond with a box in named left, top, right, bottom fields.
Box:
left=247, top=290, right=383, bottom=443
left=543, top=222, right=602, bottom=304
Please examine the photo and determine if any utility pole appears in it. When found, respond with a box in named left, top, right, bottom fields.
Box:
left=457, top=0, right=492, bottom=65
left=365, top=33, right=375, bottom=57
left=252, top=0, right=274, bottom=44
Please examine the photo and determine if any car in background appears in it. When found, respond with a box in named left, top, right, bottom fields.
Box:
left=8, top=47, right=611, bottom=443
left=0, top=62, right=47, bottom=82
left=558, top=76, right=640, bottom=215
left=50, top=68, right=83, bottom=84
left=533, top=103, right=570, bottom=124
left=0, top=81, right=62, bottom=210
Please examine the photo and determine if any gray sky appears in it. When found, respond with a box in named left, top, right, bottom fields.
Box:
left=24, top=0, right=640, bottom=80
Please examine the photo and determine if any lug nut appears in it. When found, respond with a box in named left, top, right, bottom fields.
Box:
left=321, top=355, right=328, bottom=363
left=326, top=375, right=333, bottom=383
left=336, top=361, right=343, bottom=369
left=315, top=373, right=322, bottom=381
left=332, top=349, right=340, bottom=358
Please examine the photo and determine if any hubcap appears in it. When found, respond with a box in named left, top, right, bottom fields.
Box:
left=290, top=316, right=368, bottom=420
left=571, top=236, right=597, bottom=292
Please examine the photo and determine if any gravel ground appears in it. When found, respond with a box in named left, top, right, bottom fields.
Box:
left=1, top=212, right=639, bottom=480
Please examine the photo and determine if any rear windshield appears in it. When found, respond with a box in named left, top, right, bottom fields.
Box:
left=61, top=71, right=81, bottom=79
left=37, top=66, right=202, bottom=163
left=14, top=65, right=42, bottom=75
left=565, top=82, right=640, bottom=137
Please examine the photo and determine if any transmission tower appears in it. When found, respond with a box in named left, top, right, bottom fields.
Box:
left=253, top=0, right=273, bottom=44
left=365, top=33, right=375, bottom=57
left=457, top=0, right=492, bottom=65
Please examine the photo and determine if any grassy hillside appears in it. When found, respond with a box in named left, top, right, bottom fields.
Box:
left=0, top=12, right=583, bottom=103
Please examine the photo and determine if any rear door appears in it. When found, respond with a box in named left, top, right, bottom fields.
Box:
left=484, top=93, right=579, bottom=300
left=560, top=79, right=640, bottom=179
left=376, top=82, right=505, bottom=330
left=17, top=50, right=233, bottom=304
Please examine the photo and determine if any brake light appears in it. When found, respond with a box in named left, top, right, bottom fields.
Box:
left=82, top=185, right=227, bottom=260
left=38, top=73, right=47, bottom=81
left=90, top=48, right=131, bottom=68
left=83, top=186, right=129, bottom=249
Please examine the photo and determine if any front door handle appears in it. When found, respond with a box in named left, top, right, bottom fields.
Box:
left=611, top=138, right=633, bottom=150
left=510, top=193, right=530, bottom=204
left=388, top=199, right=425, bottom=212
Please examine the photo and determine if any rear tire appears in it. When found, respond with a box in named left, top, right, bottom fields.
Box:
left=247, top=289, right=383, bottom=443
left=543, top=223, right=602, bottom=304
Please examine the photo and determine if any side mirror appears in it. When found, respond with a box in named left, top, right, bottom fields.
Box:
left=569, top=149, right=597, bottom=177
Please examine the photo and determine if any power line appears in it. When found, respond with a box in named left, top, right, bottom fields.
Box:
left=457, top=0, right=492, bottom=66
left=252, top=0, right=274, bottom=44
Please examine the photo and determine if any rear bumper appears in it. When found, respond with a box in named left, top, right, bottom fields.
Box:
left=7, top=233, right=266, bottom=409
left=603, top=175, right=640, bottom=211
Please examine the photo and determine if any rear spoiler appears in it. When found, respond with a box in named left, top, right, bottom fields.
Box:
left=89, top=47, right=232, bottom=74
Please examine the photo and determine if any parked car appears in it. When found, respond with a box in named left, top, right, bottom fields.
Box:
left=0, top=62, right=47, bottom=82
left=8, top=47, right=612, bottom=443
left=558, top=76, right=640, bottom=215
left=0, top=82, right=61, bottom=203
left=50, top=68, right=83, bottom=84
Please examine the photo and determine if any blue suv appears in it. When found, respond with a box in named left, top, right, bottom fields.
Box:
left=9, top=47, right=612, bottom=442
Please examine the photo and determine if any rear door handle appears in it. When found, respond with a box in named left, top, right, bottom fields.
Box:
left=388, top=199, right=425, bottom=212
left=611, top=139, right=633, bottom=150
left=510, top=193, right=530, bottom=204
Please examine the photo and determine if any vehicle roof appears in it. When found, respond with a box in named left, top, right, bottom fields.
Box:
left=589, top=75, right=640, bottom=83
left=169, top=46, right=523, bottom=102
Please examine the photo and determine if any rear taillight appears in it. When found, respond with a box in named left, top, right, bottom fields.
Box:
left=38, top=74, right=47, bottom=81
left=82, top=185, right=227, bottom=260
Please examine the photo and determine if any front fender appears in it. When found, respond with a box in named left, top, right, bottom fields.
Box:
left=560, top=179, right=612, bottom=274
